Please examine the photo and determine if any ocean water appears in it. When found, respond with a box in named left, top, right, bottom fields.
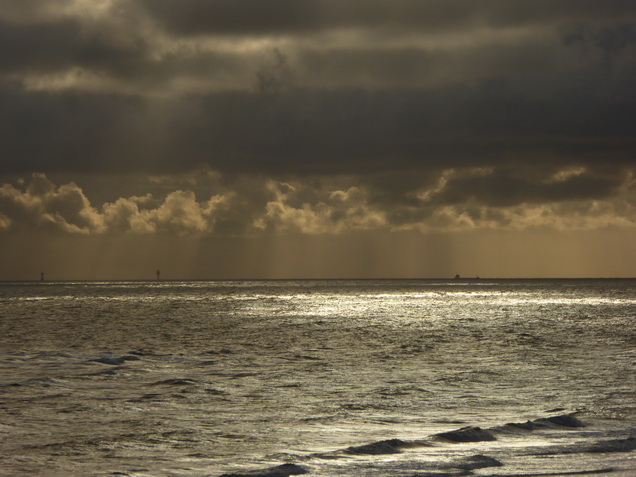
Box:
left=0, top=279, right=635, bottom=476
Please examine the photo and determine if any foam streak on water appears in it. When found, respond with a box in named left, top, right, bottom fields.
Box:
left=0, top=279, right=635, bottom=476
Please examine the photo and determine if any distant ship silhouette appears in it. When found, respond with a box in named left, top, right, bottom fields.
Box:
left=454, top=274, right=480, bottom=280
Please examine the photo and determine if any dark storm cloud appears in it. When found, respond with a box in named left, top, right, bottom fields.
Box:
left=0, top=20, right=82, bottom=73
left=428, top=167, right=627, bottom=207
left=2, top=84, right=634, bottom=177
left=0, top=84, right=153, bottom=173
left=563, top=23, right=636, bottom=57
left=0, top=17, right=252, bottom=86
left=0, top=0, right=74, bottom=22
left=0, top=0, right=635, bottom=232
left=138, top=0, right=636, bottom=36
left=0, top=3, right=153, bottom=78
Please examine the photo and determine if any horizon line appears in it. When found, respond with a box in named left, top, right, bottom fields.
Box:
left=1, top=276, right=635, bottom=283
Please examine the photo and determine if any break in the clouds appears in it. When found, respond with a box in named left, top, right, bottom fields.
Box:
left=0, top=0, right=635, bottom=239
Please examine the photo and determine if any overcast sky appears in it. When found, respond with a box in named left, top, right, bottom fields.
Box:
left=1, top=0, right=635, bottom=279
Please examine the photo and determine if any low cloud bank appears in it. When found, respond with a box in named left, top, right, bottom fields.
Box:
left=1, top=170, right=634, bottom=236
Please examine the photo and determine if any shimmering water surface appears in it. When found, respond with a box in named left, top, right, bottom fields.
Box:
left=1, top=279, right=635, bottom=476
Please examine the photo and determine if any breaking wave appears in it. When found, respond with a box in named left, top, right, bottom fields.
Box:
left=219, top=413, right=635, bottom=476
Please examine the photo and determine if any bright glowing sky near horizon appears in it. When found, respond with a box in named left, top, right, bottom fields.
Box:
left=0, top=0, right=635, bottom=280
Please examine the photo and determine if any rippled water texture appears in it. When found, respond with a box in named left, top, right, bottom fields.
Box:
left=1, top=279, right=635, bottom=475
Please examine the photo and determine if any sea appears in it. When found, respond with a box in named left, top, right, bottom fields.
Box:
left=0, top=279, right=635, bottom=476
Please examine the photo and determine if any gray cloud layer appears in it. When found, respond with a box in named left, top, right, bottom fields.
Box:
left=0, top=0, right=635, bottom=235
left=139, top=0, right=636, bottom=35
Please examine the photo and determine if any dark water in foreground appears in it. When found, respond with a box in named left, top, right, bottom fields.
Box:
left=0, top=279, right=635, bottom=476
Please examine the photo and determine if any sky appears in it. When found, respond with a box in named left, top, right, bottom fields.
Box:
left=1, top=0, right=635, bottom=280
